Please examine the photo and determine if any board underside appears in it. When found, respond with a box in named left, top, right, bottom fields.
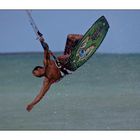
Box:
left=65, top=16, right=109, bottom=71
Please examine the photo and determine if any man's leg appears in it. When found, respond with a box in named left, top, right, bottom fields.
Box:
left=67, top=34, right=83, bottom=41
left=64, top=34, right=83, bottom=55
left=57, top=34, right=83, bottom=72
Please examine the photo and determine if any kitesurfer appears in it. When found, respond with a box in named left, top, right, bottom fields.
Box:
left=26, top=33, right=83, bottom=112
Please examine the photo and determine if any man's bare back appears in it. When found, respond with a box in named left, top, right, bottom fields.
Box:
left=44, top=60, right=62, bottom=83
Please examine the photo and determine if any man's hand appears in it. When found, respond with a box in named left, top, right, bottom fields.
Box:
left=37, top=31, right=43, bottom=37
left=26, top=104, right=34, bottom=112
left=26, top=79, right=52, bottom=112
left=39, top=36, right=45, bottom=42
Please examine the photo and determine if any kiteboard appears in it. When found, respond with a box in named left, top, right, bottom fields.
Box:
left=65, top=16, right=109, bottom=71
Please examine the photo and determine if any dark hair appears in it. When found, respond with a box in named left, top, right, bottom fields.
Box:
left=32, top=66, right=44, bottom=77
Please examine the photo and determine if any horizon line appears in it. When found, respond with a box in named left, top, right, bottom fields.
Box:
left=0, top=51, right=140, bottom=55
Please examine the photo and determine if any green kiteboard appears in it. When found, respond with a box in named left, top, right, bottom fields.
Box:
left=66, top=16, right=109, bottom=71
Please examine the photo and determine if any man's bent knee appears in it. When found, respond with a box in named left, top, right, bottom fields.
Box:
left=67, top=34, right=83, bottom=40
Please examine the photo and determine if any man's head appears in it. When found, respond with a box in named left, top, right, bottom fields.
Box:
left=32, top=66, right=45, bottom=78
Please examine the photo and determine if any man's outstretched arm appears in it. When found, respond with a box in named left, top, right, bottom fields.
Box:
left=26, top=78, right=52, bottom=112
left=39, top=37, right=50, bottom=67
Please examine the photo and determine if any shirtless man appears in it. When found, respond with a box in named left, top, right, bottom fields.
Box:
left=26, top=34, right=83, bottom=112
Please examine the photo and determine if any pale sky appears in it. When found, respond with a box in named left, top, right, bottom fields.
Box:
left=0, top=10, right=140, bottom=53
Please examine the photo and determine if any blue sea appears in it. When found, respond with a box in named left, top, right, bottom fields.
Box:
left=0, top=52, right=140, bottom=130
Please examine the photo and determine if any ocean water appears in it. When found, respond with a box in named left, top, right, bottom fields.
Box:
left=0, top=52, right=140, bottom=130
